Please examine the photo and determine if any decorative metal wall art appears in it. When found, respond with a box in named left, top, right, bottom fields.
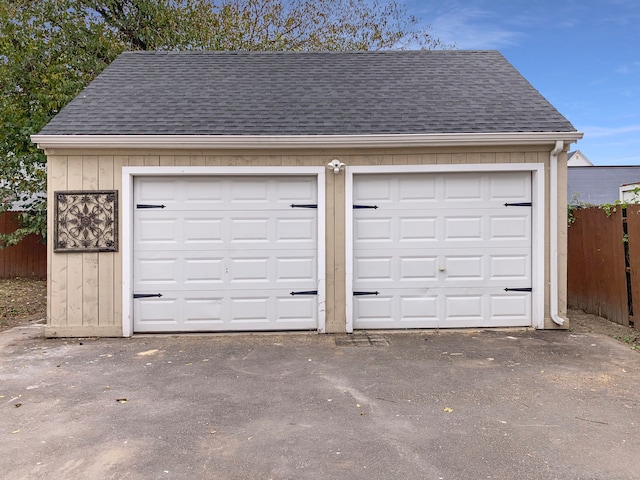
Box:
left=54, top=190, right=118, bottom=252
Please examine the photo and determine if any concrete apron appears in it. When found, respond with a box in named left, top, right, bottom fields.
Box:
left=1, top=325, right=639, bottom=480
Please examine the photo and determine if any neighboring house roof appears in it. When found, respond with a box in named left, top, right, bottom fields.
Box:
left=567, top=150, right=593, bottom=166
left=38, top=50, right=577, bottom=136
left=568, top=166, right=640, bottom=205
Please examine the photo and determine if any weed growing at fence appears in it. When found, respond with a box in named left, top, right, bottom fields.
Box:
left=567, top=193, right=594, bottom=226
left=614, top=334, right=640, bottom=351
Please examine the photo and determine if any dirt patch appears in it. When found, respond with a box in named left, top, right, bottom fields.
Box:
left=567, top=309, right=640, bottom=351
left=0, top=278, right=46, bottom=331
left=1, top=279, right=639, bottom=351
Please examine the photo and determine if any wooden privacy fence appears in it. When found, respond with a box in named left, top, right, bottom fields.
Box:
left=568, top=205, right=640, bottom=326
left=0, top=212, right=46, bottom=279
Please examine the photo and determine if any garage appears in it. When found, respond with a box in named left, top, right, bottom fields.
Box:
left=32, top=50, right=582, bottom=337
left=348, top=168, right=537, bottom=329
left=131, top=174, right=323, bottom=333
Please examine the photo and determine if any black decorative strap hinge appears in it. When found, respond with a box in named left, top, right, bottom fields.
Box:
left=503, top=288, right=532, bottom=292
left=353, top=291, right=380, bottom=296
left=290, top=290, right=318, bottom=296
left=133, top=293, right=163, bottom=299
left=353, top=204, right=378, bottom=209
left=504, top=202, right=532, bottom=207
left=136, top=204, right=166, bottom=209
left=290, top=204, right=317, bottom=209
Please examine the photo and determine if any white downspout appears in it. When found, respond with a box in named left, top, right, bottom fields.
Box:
left=549, top=140, right=566, bottom=326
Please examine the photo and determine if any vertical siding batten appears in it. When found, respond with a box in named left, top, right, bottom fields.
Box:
left=48, top=155, right=69, bottom=329
left=98, top=155, right=115, bottom=327
left=65, top=155, right=84, bottom=326
left=82, top=156, right=99, bottom=326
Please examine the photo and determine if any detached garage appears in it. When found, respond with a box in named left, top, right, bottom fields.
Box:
left=32, top=50, right=582, bottom=337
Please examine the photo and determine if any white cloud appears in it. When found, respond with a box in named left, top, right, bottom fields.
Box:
left=426, top=7, right=522, bottom=49
left=616, top=62, right=640, bottom=75
left=583, top=124, right=640, bottom=138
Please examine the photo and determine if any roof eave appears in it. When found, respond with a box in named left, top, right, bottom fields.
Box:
left=32, top=132, right=584, bottom=151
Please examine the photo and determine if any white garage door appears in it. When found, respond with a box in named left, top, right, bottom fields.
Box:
left=133, top=176, right=319, bottom=332
left=352, top=171, right=532, bottom=329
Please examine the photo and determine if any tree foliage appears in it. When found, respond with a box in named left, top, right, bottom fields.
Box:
left=0, top=0, right=447, bottom=247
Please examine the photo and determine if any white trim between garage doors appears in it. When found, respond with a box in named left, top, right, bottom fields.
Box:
left=345, top=163, right=546, bottom=331
left=121, top=166, right=327, bottom=336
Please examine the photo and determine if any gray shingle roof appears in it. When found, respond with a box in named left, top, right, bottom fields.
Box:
left=38, top=50, right=576, bottom=136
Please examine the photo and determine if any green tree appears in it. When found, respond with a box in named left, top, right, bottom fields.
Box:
left=1, top=0, right=446, bottom=247
left=0, top=0, right=123, bottom=246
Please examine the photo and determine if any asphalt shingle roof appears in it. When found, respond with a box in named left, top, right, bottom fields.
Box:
left=38, top=50, right=577, bottom=136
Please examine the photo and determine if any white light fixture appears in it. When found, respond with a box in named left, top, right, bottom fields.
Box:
left=327, top=159, right=346, bottom=174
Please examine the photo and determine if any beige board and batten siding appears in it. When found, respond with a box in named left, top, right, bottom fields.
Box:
left=45, top=146, right=567, bottom=337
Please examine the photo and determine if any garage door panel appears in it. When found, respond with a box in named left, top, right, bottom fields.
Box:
left=444, top=294, right=484, bottom=321
left=136, top=293, right=225, bottom=332
left=136, top=252, right=225, bottom=289
left=135, top=210, right=316, bottom=251
left=134, top=296, right=182, bottom=328
left=183, top=257, right=226, bottom=285
left=136, top=291, right=317, bottom=332
left=276, top=256, right=316, bottom=282
left=489, top=214, right=530, bottom=241
left=353, top=217, right=394, bottom=243
left=443, top=175, right=483, bottom=200
left=183, top=218, right=225, bottom=244
left=228, top=250, right=316, bottom=288
left=230, top=218, right=270, bottom=243
left=355, top=212, right=529, bottom=249
left=135, top=251, right=316, bottom=291
left=489, top=294, right=530, bottom=321
left=136, top=217, right=181, bottom=245
left=444, top=216, right=483, bottom=240
left=228, top=294, right=316, bottom=329
left=355, top=254, right=438, bottom=285
left=136, top=178, right=180, bottom=206
left=354, top=215, right=441, bottom=247
left=229, top=212, right=317, bottom=246
left=354, top=172, right=530, bottom=209
left=354, top=248, right=529, bottom=289
left=274, top=296, right=317, bottom=325
left=353, top=295, right=395, bottom=327
left=489, top=172, right=531, bottom=201
left=270, top=177, right=318, bottom=204
left=135, top=256, right=181, bottom=286
left=135, top=213, right=224, bottom=248
left=354, top=288, right=531, bottom=328
left=183, top=297, right=225, bottom=324
left=134, top=175, right=319, bottom=332
left=444, top=255, right=483, bottom=279
left=136, top=176, right=317, bottom=211
left=489, top=255, right=531, bottom=281
left=277, top=217, right=316, bottom=242
left=354, top=175, right=438, bottom=206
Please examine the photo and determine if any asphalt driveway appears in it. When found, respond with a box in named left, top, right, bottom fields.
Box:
left=1, top=325, right=639, bottom=480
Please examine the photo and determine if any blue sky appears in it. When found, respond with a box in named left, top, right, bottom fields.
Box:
left=406, top=0, right=640, bottom=165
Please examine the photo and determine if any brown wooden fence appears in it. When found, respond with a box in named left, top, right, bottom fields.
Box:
left=0, top=212, right=47, bottom=279
left=568, top=205, right=640, bottom=326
